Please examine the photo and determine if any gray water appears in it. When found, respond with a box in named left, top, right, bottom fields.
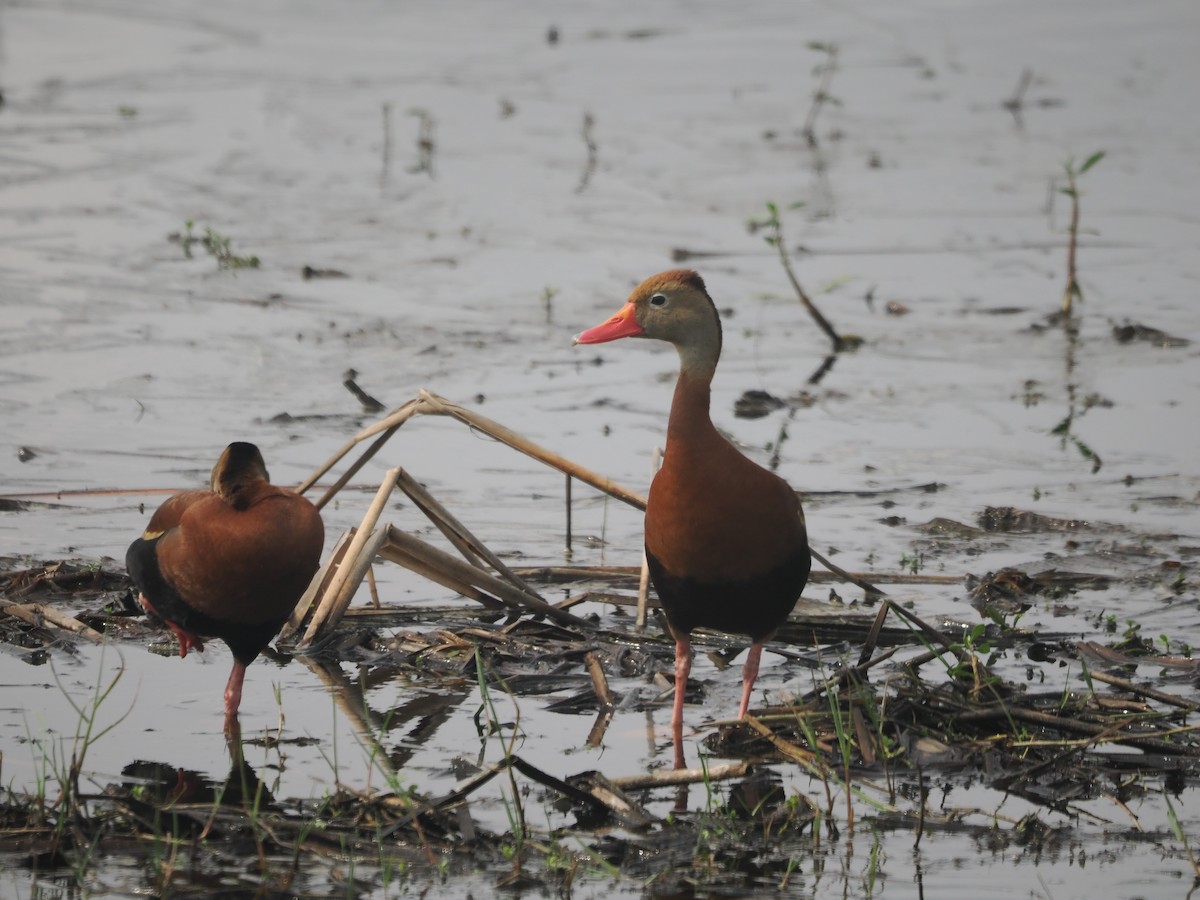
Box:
left=2, top=0, right=1200, bottom=896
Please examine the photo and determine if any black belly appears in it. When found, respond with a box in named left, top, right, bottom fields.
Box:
left=126, top=536, right=285, bottom=664
left=645, top=546, right=811, bottom=642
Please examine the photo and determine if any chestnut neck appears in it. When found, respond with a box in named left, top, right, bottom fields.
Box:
left=666, top=365, right=718, bottom=451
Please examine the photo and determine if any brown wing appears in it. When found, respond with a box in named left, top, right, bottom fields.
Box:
left=155, top=483, right=324, bottom=627
left=141, top=490, right=212, bottom=539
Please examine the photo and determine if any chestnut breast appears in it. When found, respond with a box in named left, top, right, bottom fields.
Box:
left=646, top=429, right=806, bottom=583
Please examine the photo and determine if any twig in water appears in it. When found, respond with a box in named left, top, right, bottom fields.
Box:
left=801, top=42, right=839, bottom=148
left=1059, top=150, right=1104, bottom=317
left=342, top=369, right=386, bottom=413
left=1002, top=68, right=1033, bottom=127
left=564, top=473, right=573, bottom=557
left=408, top=109, right=436, bottom=178
left=759, top=202, right=848, bottom=352
left=379, top=102, right=393, bottom=190
left=575, top=112, right=597, bottom=194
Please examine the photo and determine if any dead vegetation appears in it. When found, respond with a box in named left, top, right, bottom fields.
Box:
left=2, top=390, right=1199, bottom=892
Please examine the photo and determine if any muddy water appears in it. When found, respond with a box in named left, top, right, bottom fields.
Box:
left=3, top=0, right=1200, bottom=896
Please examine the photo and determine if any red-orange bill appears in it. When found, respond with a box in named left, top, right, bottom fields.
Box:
left=573, top=303, right=644, bottom=344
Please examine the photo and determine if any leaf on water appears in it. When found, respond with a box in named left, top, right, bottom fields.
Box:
left=1079, top=150, right=1106, bottom=174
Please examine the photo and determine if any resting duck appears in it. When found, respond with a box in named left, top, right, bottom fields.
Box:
left=576, top=270, right=810, bottom=768
left=126, top=442, right=324, bottom=734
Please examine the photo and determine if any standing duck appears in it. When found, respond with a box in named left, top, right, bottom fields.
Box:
left=575, top=270, right=810, bottom=769
left=126, top=442, right=324, bottom=734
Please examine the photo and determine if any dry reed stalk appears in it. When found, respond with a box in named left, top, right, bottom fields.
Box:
left=375, top=541, right=505, bottom=611
left=393, top=468, right=538, bottom=597
left=584, top=651, right=614, bottom=708
left=381, top=527, right=591, bottom=629
left=741, top=713, right=818, bottom=765
left=296, top=390, right=646, bottom=511
left=304, top=528, right=391, bottom=646
left=298, top=469, right=400, bottom=646
left=0, top=597, right=105, bottom=642
left=279, top=529, right=357, bottom=642
left=607, top=760, right=753, bottom=790
left=415, top=391, right=645, bottom=507
left=288, top=389, right=880, bottom=646
left=295, top=396, right=424, bottom=499
left=636, top=446, right=661, bottom=629
left=586, top=709, right=614, bottom=748
left=635, top=551, right=652, bottom=629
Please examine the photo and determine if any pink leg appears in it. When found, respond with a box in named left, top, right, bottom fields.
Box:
left=672, top=636, right=691, bottom=770
left=223, top=660, right=247, bottom=736
left=737, top=641, right=764, bottom=719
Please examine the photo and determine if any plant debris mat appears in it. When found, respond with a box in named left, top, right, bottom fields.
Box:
left=5, top=553, right=1200, bottom=890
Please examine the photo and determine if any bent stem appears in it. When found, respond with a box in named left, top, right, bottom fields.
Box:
left=760, top=202, right=847, bottom=352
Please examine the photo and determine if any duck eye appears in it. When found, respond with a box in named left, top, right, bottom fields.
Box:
left=649, top=293, right=668, bottom=307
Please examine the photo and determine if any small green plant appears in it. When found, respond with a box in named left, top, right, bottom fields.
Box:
left=862, top=825, right=884, bottom=896
left=174, top=219, right=261, bottom=269
left=1050, top=413, right=1102, bottom=474
left=982, top=603, right=1026, bottom=634
left=1059, top=150, right=1105, bottom=316
left=1163, top=792, right=1200, bottom=881
left=898, top=551, right=924, bottom=575
left=946, top=623, right=992, bottom=680
left=541, top=287, right=559, bottom=324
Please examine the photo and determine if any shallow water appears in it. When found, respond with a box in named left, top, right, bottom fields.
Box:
left=2, top=0, right=1200, bottom=896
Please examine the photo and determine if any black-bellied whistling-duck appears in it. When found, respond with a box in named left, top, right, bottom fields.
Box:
left=575, top=270, right=810, bottom=769
left=126, top=442, right=324, bottom=734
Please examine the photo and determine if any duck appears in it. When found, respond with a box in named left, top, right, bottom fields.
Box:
left=126, top=442, right=325, bottom=735
left=575, top=270, right=810, bottom=769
